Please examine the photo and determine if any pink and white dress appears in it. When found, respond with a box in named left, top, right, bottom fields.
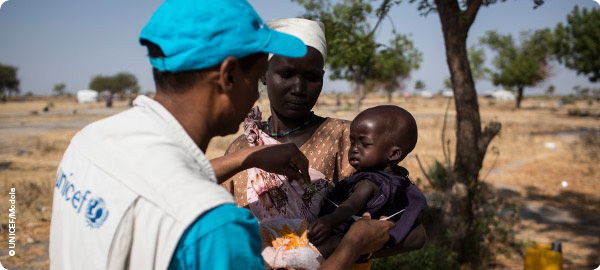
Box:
left=242, top=106, right=333, bottom=269
left=244, top=106, right=333, bottom=223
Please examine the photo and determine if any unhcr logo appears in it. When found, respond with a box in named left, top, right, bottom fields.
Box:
left=55, top=168, right=109, bottom=229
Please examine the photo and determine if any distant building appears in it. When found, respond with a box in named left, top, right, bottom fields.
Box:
left=77, top=89, right=99, bottom=103
left=418, top=90, right=433, bottom=98
left=442, top=90, right=454, bottom=98
left=483, top=90, right=515, bottom=101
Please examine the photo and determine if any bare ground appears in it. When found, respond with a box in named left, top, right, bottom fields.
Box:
left=0, top=94, right=598, bottom=269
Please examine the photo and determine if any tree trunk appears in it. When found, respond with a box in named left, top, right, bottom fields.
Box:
left=353, top=72, right=364, bottom=113
left=516, top=86, right=524, bottom=108
left=387, top=90, right=393, bottom=103
left=353, top=83, right=363, bottom=113
left=434, top=0, right=502, bottom=265
left=436, top=0, right=486, bottom=185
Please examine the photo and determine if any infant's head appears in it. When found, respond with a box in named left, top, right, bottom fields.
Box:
left=348, top=105, right=418, bottom=171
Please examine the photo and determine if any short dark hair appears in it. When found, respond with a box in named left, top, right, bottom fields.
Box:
left=141, top=40, right=264, bottom=93
left=354, top=105, right=418, bottom=161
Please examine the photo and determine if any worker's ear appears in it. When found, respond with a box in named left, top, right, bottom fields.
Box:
left=388, top=146, right=402, bottom=164
left=218, top=56, right=239, bottom=93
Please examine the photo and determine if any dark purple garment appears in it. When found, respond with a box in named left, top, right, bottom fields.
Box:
left=319, top=168, right=427, bottom=248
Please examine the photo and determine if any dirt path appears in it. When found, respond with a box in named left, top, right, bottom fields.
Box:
left=480, top=123, right=600, bottom=269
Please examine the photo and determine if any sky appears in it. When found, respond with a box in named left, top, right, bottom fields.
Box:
left=0, top=0, right=597, bottom=96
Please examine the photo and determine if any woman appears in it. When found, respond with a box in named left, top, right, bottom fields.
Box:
left=221, top=18, right=425, bottom=260
left=222, top=18, right=353, bottom=203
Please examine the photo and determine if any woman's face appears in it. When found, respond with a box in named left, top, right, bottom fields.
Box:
left=266, top=46, right=324, bottom=120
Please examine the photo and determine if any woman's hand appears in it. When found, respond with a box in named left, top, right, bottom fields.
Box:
left=211, top=143, right=310, bottom=184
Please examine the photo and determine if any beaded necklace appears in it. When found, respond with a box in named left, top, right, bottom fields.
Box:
left=266, top=111, right=316, bottom=137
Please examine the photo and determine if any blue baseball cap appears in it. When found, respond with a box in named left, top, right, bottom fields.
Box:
left=140, top=0, right=307, bottom=72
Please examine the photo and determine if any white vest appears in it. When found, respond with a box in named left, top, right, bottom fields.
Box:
left=49, top=96, right=234, bottom=270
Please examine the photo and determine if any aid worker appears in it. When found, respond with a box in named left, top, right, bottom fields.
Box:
left=49, top=0, right=394, bottom=269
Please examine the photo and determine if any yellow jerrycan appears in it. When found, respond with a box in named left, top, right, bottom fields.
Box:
left=524, top=242, right=562, bottom=270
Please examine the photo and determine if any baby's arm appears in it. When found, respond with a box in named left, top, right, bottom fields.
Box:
left=308, top=179, right=380, bottom=245
left=372, top=180, right=427, bottom=257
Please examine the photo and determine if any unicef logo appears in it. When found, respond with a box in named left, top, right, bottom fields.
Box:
left=85, top=197, right=109, bottom=228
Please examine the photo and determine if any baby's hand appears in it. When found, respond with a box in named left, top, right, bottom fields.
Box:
left=307, top=218, right=332, bottom=246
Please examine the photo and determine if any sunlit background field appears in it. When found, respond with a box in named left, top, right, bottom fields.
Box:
left=0, top=93, right=598, bottom=269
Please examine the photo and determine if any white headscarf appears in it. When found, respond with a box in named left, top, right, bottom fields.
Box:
left=267, top=18, right=327, bottom=62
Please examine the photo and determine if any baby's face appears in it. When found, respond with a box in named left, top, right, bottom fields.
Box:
left=348, top=117, right=391, bottom=171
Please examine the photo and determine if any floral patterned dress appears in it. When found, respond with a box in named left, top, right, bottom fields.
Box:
left=243, top=106, right=333, bottom=222
left=221, top=107, right=355, bottom=269
left=221, top=109, right=354, bottom=209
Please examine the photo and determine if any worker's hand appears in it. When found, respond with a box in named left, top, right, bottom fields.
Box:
left=318, top=213, right=395, bottom=270
left=244, top=143, right=310, bottom=183
left=343, top=213, right=394, bottom=255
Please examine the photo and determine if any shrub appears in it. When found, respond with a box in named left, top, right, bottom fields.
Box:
left=560, top=96, right=575, bottom=105
left=372, top=244, right=460, bottom=270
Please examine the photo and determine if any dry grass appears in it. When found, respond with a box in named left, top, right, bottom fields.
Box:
left=0, top=95, right=598, bottom=269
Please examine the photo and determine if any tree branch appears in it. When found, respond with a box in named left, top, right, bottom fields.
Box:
left=367, top=0, right=394, bottom=38
left=462, top=0, right=482, bottom=29
left=478, top=121, right=501, bottom=157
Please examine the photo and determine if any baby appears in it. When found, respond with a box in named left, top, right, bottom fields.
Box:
left=307, top=105, right=427, bottom=259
